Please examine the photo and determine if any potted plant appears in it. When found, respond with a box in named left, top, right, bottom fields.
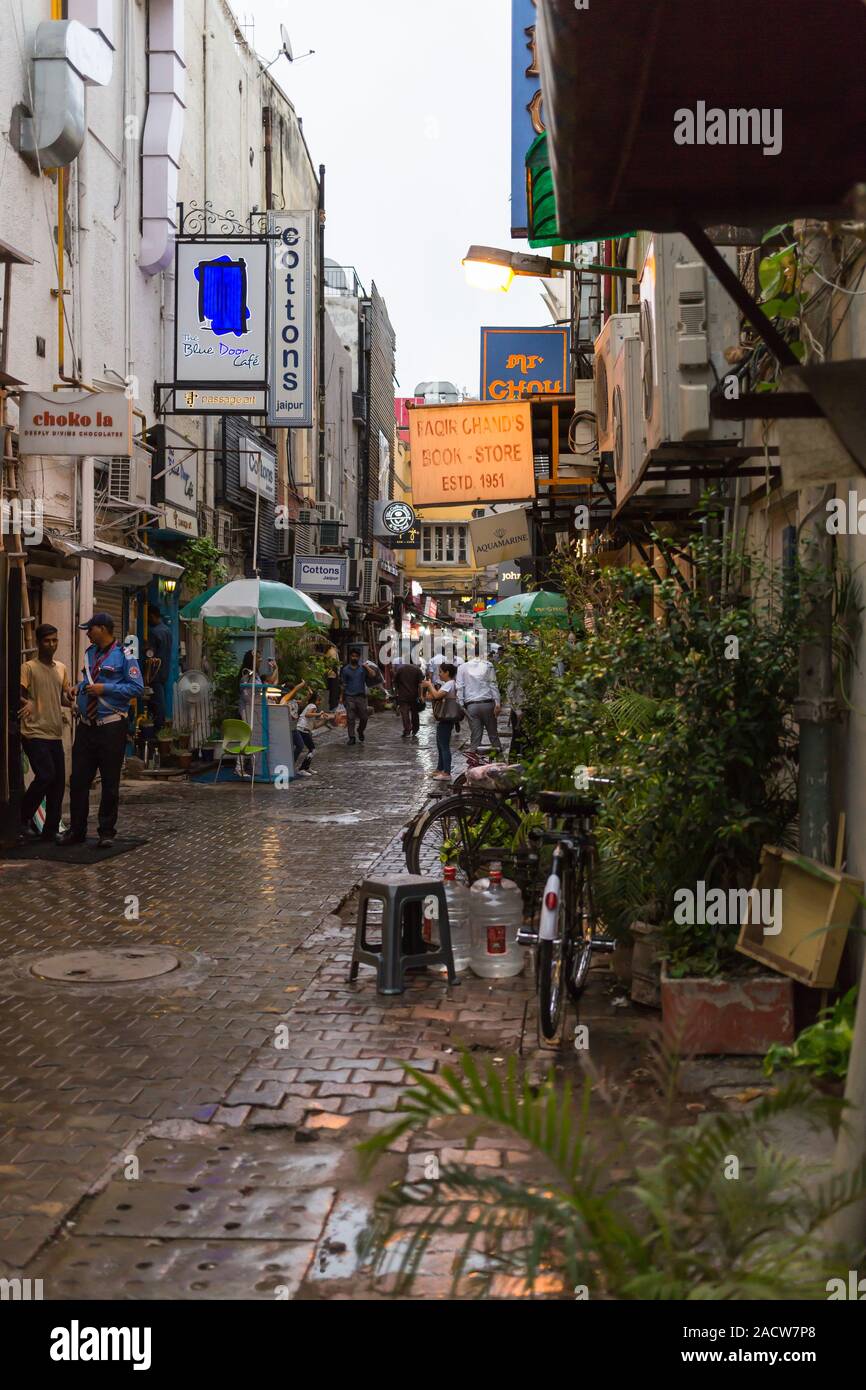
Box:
left=763, top=986, right=857, bottom=1104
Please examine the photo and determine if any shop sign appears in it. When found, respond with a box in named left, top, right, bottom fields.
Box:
left=481, top=326, right=571, bottom=401
left=373, top=499, right=417, bottom=539
left=18, top=390, right=133, bottom=457
left=160, top=503, right=198, bottom=537
left=511, top=0, right=543, bottom=239
left=164, top=444, right=198, bottom=514
left=469, top=506, right=531, bottom=565
left=498, top=562, right=523, bottom=597
left=294, top=555, right=348, bottom=594
left=173, top=388, right=267, bottom=414
left=175, top=241, right=268, bottom=387
left=268, top=211, right=315, bottom=428
left=424, top=597, right=438, bottom=620
left=240, top=441, right=276, bottom=501
left=408, top=401, right=535, bottom=508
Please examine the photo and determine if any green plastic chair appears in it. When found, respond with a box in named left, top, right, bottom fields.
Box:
left=213, top=718, right=266, bottom=783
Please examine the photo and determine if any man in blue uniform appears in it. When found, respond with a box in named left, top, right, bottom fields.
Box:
left=57, top=612, right=144, bottom=849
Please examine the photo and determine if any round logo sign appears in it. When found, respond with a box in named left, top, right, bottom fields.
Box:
left=381, top=501, right=416, bottom=535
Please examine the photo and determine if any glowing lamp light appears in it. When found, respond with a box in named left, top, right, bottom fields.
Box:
left=162, top=578, right=177, bottom=594
left=462, top=256, right=514, bottom=293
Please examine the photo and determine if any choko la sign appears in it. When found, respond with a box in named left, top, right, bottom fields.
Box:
left=18, top=390, right=133, bottom=456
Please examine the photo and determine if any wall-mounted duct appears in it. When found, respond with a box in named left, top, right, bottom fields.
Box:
left=140, top=0, right=186, bottom=276
left=13, top=16, right=113, bottom=170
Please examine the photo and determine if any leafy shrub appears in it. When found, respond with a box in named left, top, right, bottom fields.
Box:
left=764, top=988, right=857, bottom=1082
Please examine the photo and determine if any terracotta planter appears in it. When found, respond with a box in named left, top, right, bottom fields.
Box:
left=174, top=751, right=193, bottom=771
left=630, top=920, right=663, bottom=1008
left=661, top=963, right=795, bottom=1056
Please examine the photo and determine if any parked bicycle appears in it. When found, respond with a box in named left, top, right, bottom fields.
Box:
left=518, top=782, right=615, bottom=1040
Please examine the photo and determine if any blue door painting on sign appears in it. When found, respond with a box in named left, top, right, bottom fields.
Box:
left=194, top=256, right=250, bottom=337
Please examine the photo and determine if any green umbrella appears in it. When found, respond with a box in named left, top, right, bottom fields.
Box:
left=180, top=578, right=331, bottom=630
left=480, top=590, right=569, bottom=631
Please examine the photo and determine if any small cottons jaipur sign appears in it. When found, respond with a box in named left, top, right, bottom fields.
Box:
left=407, top=400, right=535, bottom=508
left=17, top=390, right=133, bottom=457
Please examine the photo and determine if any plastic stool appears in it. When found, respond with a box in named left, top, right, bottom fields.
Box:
left=349, top=874, right=458, bottom=995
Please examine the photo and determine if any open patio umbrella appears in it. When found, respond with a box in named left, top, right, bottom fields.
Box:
left=479, top=590, right=569, bottom=631
left=180, top=579, right=331, bottom=796
left=180, top=578, right=331, bottom=630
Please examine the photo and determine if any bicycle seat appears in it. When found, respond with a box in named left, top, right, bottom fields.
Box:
left=537, top=790, right=601, bottom=817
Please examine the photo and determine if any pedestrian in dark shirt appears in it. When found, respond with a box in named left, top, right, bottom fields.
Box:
left=394, top=659, right=424, bottom=739
left=145, top=605, right=172, bottom=732
left=339, top=649, right=377, bottom=745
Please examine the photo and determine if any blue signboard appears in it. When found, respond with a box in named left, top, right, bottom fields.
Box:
left=480, top=326, right=572, bottom=402
left=511, top=0, right=543, bottom=239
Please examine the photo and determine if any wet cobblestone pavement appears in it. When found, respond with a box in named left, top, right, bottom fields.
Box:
left=0, top=710, right=652, bottom=1298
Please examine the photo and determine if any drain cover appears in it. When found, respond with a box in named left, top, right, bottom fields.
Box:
left=31, top=947, right=180, bottom=983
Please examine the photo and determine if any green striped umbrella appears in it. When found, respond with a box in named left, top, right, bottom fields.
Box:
left=479, top=590, right=569, bottom=631
left=180, top=578, right=331, bottom=630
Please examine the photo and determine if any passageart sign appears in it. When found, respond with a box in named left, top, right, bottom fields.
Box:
left=480, top=326, right=571, bottom=401
left=18, top=390, right=133, bottom=456
left=268, top=211, right=315, bottom=428
left=174, top=241, right=268, bottom=390
left=408, top=401, right=535, bottom=508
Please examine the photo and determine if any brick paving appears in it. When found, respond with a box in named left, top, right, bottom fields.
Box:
left=0, top=707, right=656, bottom=1298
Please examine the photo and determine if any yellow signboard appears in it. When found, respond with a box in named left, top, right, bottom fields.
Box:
left=408, top=400, right=535, bottom=507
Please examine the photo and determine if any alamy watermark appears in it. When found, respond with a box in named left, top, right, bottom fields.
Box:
left=674, top=880, right=782, bottom=936
left=1, top=497, right=43, bottom=545
left=674, top=102, right=782, bottom=157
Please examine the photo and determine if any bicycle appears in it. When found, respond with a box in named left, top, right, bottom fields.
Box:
left=518, top=784, right=614, bottom=1041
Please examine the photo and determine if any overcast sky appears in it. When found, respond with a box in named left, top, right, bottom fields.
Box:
left=237, top=0, right=551, bottom=396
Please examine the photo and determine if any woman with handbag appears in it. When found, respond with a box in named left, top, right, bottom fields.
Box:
left=422, top=662, right=459, bottom=780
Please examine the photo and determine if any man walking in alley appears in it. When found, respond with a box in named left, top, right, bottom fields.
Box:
left=339, top=648, right=376, bottom=745
left=393, top=657, right=424, bottom=739
left=144, top=604, right=172, bottom=733
left=456, top=651, right=503, bottom=755
left=18, top=623, right=75, bottom=842
left=58, top=612, right=144, bottom=848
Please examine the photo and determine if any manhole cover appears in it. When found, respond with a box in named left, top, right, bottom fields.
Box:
left=30, top=948, right=181, bottom=983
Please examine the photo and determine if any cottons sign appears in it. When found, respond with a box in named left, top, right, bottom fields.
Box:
left=18, top=390, right=133, bottom=456
left=408, top=400, right=535, bottom=507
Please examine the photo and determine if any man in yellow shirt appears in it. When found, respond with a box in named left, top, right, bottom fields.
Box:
left=19, top=623, right=74, bottom=841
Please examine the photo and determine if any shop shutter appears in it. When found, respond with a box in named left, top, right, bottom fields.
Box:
left=92, top=584, right=126, bottom=637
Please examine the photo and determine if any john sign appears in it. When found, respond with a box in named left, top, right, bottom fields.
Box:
left=269, top=211, right=315, bottom=429
left=408, top=401, right=535, bottom=508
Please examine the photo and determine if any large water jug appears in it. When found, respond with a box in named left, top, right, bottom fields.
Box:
left=469, top=863, right=524, bottom=978
left=422, top=867, right=472, bottom=973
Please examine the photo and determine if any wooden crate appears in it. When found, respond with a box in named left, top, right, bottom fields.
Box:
left=736, top=845, right=863, bottom=989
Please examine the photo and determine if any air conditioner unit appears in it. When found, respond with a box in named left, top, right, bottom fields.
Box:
left=298, top=507, right=321, bottom=527
left=612, top=337, right=653, bottom=507
left=107, top=455, right=150, bottom=507
left=639, top=233, right=743, bottom=454
left=377, top=583, right=391, bottom=605
left=360, top=556, right=376, bottom=606
left=215, top=508, right=233, bottom=554
left=198, top=504, right=214, bottom=539
left=276, top=524, right=292, bottom=558
left=593, top=314, right=639, bottom=454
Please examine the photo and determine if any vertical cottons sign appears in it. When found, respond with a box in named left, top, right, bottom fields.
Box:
left=268, top=211, right=315, bottom=429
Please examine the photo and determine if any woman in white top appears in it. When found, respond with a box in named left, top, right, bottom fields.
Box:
left=421, top=662, right=459, bottom=780
left=293, top=690, right=336, bottom=775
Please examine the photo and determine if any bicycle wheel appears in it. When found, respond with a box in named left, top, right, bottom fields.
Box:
left=404, top=792, right=522, bottom=884
left=568, top=849, right=596, bottom=1001
left=537, top=859, right=573, bottom=1040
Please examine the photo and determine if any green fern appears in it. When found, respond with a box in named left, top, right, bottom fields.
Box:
left=357, top=1051, right=866, bottom=1300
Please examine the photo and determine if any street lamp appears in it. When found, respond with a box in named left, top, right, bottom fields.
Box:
left=462, top=244, right=636, bottom=290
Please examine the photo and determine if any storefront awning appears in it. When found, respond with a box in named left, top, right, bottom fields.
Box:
left=536, top=0, right=866, bottom=241
left=42, top=534, right=184, bottom=586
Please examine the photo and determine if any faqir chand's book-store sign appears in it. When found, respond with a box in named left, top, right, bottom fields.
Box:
left=407, top=400, right=535, bottom=508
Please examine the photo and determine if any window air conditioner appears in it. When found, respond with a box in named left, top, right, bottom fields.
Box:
left=360, top=556, right=376, bottom=606
left=593, top=314, right=639, bottom=454
left=639, top=233, right=743, bottom=455
left=107, top=455, right=150, bottom=508
left=613, top=337, right=655, bottom=508
left=215, top=509, right=233, bottom=553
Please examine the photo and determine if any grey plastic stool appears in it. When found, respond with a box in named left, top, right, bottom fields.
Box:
left=349, top=874, right=458, bottom=995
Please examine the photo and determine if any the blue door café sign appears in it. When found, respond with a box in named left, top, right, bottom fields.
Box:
left=480, top=326, right=572, bottom=402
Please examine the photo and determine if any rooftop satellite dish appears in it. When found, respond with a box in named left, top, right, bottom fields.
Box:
left=280, top=24, right=293, bottom=61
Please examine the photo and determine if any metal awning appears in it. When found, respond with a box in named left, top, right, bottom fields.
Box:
left=43, top=534, right=184, bottom=586
left=537, top=0, right=866, bottom=240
